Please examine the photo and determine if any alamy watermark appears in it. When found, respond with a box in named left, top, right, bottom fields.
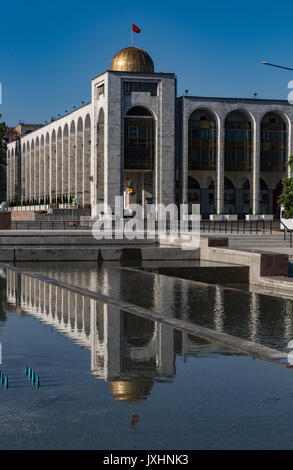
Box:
left=86, top=198, right=201, bottom=250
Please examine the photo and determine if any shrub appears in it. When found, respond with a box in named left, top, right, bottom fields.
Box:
left=278, top=178, right=293, bottom=218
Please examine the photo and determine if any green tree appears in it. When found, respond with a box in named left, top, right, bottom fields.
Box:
left=278, top=178, right=293, bottom=218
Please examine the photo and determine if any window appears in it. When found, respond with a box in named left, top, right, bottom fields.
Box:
left=97, top=84, right=105, bottom=98
left=124, top=81, right=158, bottom=96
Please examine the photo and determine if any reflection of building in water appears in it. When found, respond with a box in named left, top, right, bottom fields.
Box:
left=6, top=269, right=179, bottom=403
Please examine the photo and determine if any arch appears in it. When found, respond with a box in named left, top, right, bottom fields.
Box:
left=84, top=114, right=91, bottom=205
left=39, top=136, right=45, bottom=202
left=124, top=105, right=155, bottom=211
left=242, top=179, right=250, bottom=189
left=260, top=111, right=287, bottom=171
left=7, top=149, right=11, bottom=202
left=44, top=133, right=50, bottom=202
left=260, top=178, right=268, bottom=190
left=276, top=180, right=283, bottom=191
left=76, top=117, right=83, bottom=204
left=50, top=130, right=56, bottom=202
left=124, top=106, right=154, bottom=170
left=56, top=127, right=62, bottom=202
left=62, top=124, right=69, bottom=201
left=224, top=177, right=236, bottom=209
left=126, top=106, right=153, bottom=117
left=188, top=176, right=200, bottom=189
left=188, top=107, right=217, bottom=171
left=224, top=177, right=235, bottom=190
left=188, top=176, right=200, bottom=203
left=26, top=141, right=30, bottom=201
left=97, top=109, right=104, bottom=204
left=225, top=109, right=252, bottom=171
left=30, top=141, right=35, bottom=202
left=69, top=121, right=76, bottom=200
left=35, top=137, right=40, bottom=201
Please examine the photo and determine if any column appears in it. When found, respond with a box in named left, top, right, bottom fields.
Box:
left=252, top=118, right=260, bottom=215
left=216, top=118, right=224, bottom=214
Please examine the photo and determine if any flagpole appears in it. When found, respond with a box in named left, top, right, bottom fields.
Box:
left=131, top=26, right=133, bottom=47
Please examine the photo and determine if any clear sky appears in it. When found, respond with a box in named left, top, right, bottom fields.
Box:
left=1, top=0, right=293, bottom=126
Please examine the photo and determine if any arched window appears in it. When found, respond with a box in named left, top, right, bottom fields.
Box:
left=188, top=108, right=216, bottom=171
left=224, top=177, right=235, bottom=190
left=225, top=110, right=252, bottom=171
left=126, top=106, right=152, bottom=117
left=224, top=178, right=236, bottom=205
left=242, top=179, right=250, bottom=189
left=124, top=106, right=154, bottom=170
left=188, top=177, right=200, bottom=203
left=260, top=112, right=287, bottom=171
left=260, top=178, right=268, bottom=190
left=276, top=180, right=283, bottom=191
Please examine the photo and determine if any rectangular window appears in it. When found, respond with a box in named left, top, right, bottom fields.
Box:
left=124, top=81, right=158, bottom=96
left=97, top=84, right=105, bottom=98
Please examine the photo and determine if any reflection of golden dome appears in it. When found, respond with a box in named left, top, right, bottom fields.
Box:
left=110, top=47, right=154, bottom=73
left=110, top=380, right=153, bottom=403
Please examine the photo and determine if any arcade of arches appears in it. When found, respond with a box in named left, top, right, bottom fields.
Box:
left=188, top=109, right=288, bottom=217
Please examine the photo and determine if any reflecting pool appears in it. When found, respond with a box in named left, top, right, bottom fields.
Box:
left=2, top=265, right=293, bottom=449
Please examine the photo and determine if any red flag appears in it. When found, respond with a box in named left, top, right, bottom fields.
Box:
left=132, top=24, right=141, bottom=34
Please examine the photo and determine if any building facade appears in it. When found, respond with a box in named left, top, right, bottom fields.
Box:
left=6, top=47, right=293, bottom=217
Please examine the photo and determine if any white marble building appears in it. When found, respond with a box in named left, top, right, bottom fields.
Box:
left=6, top=46, right=293, bottom=217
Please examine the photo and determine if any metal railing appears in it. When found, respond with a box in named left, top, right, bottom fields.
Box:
left=10, top=218, right=278, bottom=235
left=280, top=220, right=293, bottom=247
left=11, top=220, right=94, bottom=231
left=200, top=219, right=273, bottom=235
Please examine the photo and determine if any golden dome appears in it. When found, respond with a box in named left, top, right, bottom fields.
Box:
left=110, top=379, right=153, bottom=402
left=110, top=47, right=154, bottom=73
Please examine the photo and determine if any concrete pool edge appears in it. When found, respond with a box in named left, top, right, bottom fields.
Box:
left=1, top=262, right=292, bottom=370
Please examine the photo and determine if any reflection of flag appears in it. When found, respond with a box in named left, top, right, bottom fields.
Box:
left=132, top=24, right=141, bottom=34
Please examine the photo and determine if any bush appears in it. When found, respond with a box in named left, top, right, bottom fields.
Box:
left=278, top=178, right=293, bottom=218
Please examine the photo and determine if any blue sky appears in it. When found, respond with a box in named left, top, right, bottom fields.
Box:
left=1, top=0, right=293, bottom=126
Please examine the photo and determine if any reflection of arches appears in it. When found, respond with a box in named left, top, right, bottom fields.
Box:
left=97, top=109, right=105, bottom=203
left=188, top=176, right=200, bottom=203
left=260, top=178, right=268, bottom=190
left=260, top=111, right=287, bottom=171
left=225, top=109, right=252, bottom=171
left=123, top=312, right=155, bottom=347
left=188, top=108, right=216, bottom=171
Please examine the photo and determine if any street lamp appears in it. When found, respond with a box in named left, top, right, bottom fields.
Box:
left=262, top=61, right=293, bottom=71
